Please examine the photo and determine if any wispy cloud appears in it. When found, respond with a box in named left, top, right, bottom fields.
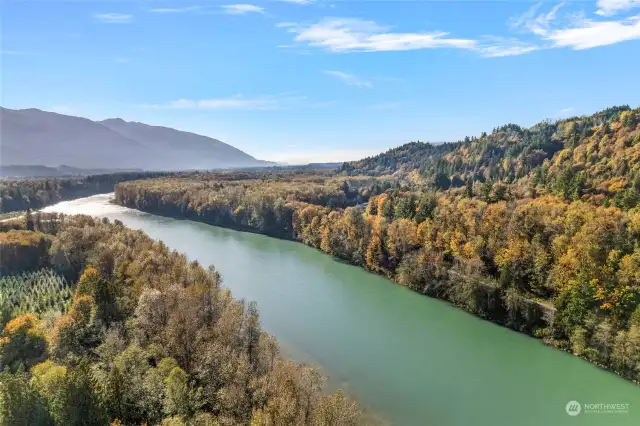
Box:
left=281, top=18, right=477, bottom=53
left=93, top=13, right=133, bottom=24
left=512, top=3, right=640, bottom=50
left=509, top=2, right=565, bottom=36
left=596, top=0, right=640, bottom=16
left=279, top=17, right=538, bottom=57
left=149, top=6, right=203, bottom=13
left=142, top=94, right=304, bottom=111
left=114, top=57, right=129, bottom=63
left=558, top=107, right=575, bottom=116
left=545, top=15, right=640, bottom=49
left=221, top=4, right=265, bottom=15
left=324, top=70, right=372, bottom=88
left=477, top=37, right=541, bottom=57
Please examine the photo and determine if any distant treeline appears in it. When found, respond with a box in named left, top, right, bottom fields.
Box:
left=0, top=171, right=176, bottom=213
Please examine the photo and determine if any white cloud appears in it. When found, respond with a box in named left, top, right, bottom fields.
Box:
left=93, top=13, right=133, bottom=24
left=596, top=0, right=640, bottom=16
left=149, top=6, right=203, bottom=13
left=114, top=57, right=129, bottom=63
left=324, top=70, right=372, bottom=88
left=283, top=18, right=477, bottom=53
left=281, top=6, right=640, bottom=58
left=221, top=4, right=265, bottom=15
left=279, top=17, right=538, bottom=57
left=546, top=15, right=640, bottom=49
left=477, top=37, right=541, bottom=57
left=509, top=2, right=565, bottom=36
left=143, top=94, right=304, bottom=111
left=510, top=3, right=640, bottom=50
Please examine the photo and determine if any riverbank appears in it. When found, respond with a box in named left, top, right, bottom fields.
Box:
left=44, top=193, right=640, bottom=426
left=112, top=191, right=640, bottom=386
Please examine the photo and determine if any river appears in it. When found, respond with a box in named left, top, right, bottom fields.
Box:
left=43, top=193, right=640, bottom=426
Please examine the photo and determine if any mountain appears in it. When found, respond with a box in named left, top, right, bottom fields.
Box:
left=0, top=107, right=268, bottom=171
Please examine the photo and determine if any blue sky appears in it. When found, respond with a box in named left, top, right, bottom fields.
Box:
left=2, top=0, right=640, bottom=164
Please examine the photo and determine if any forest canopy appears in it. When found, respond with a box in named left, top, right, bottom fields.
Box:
left=0, top=215, right=361, bottom=426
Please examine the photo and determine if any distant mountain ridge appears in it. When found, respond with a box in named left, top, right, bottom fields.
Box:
left=0, top=107, right=270, bottom=171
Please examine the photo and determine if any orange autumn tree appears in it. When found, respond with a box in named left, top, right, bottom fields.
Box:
left=0, top=313, right=47, bottom=371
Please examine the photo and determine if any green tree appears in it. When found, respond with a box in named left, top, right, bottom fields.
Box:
left=0, top=368, right=52, bottom=426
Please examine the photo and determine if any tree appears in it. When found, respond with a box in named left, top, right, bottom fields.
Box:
left=366, top=233, right=385, bottom=272
left=48, top=295, right=98, bottom=359
left=30, top=361, right=68, bottom=425
left=58, top=361, right=107, bottom=426
left=244, top=301, right=261, bottom=369
left=414, top=193, right=437, bottom=223
left=386, top=219, right=419, bottom=268
left=76, top=266, right=122, bottom=327
left=433, top=172, right=451, bottom=190
left=24, top=209, right=35, bottom=232
left=0, top=314, right=47, bottom=371
left=313, top=389, right=360, bottom=426
left=0, top=368, right=52, bottom=426
left=164, top=366, right=202, bottom=418
left=393, top=195, right=415, bottom=220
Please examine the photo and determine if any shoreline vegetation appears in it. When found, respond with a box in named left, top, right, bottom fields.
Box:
left=0, top=213, right=363, bottom=425
left=0, top=171, right=178, bottom=215
left=114, top=106, right=640, bottom=385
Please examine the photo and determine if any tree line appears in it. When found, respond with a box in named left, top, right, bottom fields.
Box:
left=0, top=215, right=361, bottom=425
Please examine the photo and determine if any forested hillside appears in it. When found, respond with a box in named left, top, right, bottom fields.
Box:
left=342, top=106, right=640, bottom=209
left=0, top=214, right=361, bottom=425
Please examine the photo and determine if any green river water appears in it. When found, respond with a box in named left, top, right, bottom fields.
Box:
left=43, top=194, right=640, bottom=426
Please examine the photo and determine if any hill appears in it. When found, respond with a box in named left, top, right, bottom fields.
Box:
left=0, top=107, right=269, bottom=171
left=341, top=105, right=640, bottom=207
